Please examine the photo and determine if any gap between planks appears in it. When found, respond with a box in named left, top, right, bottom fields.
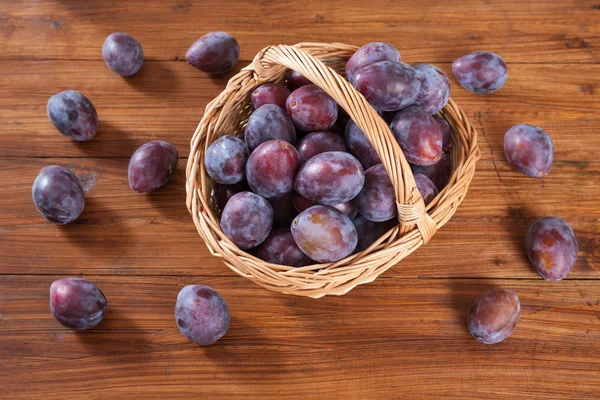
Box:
left=1, top=273, right=598, bottom=280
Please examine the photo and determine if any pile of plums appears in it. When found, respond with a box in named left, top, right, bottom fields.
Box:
left=36, top=34, right=578, bottom=347
left=208, top=42, right=458, bottom=266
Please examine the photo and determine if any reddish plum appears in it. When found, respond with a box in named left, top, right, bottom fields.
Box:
left=291, top=206, right=357, bottom=262
left=295, top=152, right=364, bottom=205
left=413, top=63, right=450, bottom=114
left=257, top=228, right=311, bottom=267
left=50, top=278, right=107, bottom=330
left=344, top=120, right=381, bottom=169
left=504, top=124, right=554, bottom=178
left=526, top=217, right=578, bottom=282
left=246, top=140, right=300, bottom=198
left=414, top=173, right=438, bottom=206
left=286, top=84, right=338, bottom=132
left=297, top=131, right=346, bottom=163
left=286, top=71, right=312, bottom=91
left=129, top=140, right=179, bottom=193
left=345, top=42, right=401, bottom=83
left=186, top=32, right=239, bottom=75
left=433, top=115, right=451, bottom=151
left=467, top=289, right=520, bottom=344
left=390, top=105, right=442, bottom=166
left=410, top=152, right=452, bottom=191
left=356, top=164, right=397, bottom=222
left=251, top=83, right=291, bottom=110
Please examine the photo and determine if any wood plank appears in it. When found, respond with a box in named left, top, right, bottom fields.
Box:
left=0, top=275, right=599, bottom=399
left=1, top=0, right=598, bottom=63
left=1, top=157, right=598, bottom=278
left=0, top=61, right=599, bottom=159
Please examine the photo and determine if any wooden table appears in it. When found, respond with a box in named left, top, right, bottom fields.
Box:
left=1, top=1, right=599, bottom=398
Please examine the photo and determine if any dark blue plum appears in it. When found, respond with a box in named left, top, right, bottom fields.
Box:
left=220, top=192, right=273, bottom=249
left=204, top=136, right=249, bottom=185
left=244, top=105, right=296, bottom=150
left=102, top=32, right=144, bottom=77
left=175, top=285, right=230, bottom=346
left=47, top=90, right=98, bottom=141
left=413, top=63, right=450, bottom=114
left=452, top=51, right=508, bottom=94
left=32, top=165, right=85, bottom=224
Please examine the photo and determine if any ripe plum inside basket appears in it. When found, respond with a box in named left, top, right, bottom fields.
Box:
left=296, top=131, right=346, bottom=163
left=291, top=205, right=357, bottom=263
left=220, top=191, right=273, bottom=249
left=294, top=151, right=364, bottom=205
left=251, top=83, right=291, bottom=110
left=245, top=104, right=296, bottom=150
left=246, top=140, right=300, bottom=198
left=286, top=84, right=338, bottom=132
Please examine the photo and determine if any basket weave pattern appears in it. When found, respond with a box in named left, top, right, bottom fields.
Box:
left=186, top=42, right=480, bottom=298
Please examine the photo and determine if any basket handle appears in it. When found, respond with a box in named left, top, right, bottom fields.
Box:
left=254, top=43, right=437, bottom=243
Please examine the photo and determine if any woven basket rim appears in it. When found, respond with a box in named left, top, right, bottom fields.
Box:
left=186, top=42, right=480, bottom=298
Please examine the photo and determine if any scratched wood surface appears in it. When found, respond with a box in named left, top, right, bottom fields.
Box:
left=0, top=0, right=599, bottom=398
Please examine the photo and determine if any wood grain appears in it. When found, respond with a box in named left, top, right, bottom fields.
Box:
left=1, top=275, right=599, bottom=399
left=1, top=0, right=598, bottom=63
left=0, top=61, right=598, bottom=159
left=1, top=0, right=600, bottom=398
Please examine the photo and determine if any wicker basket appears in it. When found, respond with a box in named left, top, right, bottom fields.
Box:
left=186, top=42, right=480, bottom=298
